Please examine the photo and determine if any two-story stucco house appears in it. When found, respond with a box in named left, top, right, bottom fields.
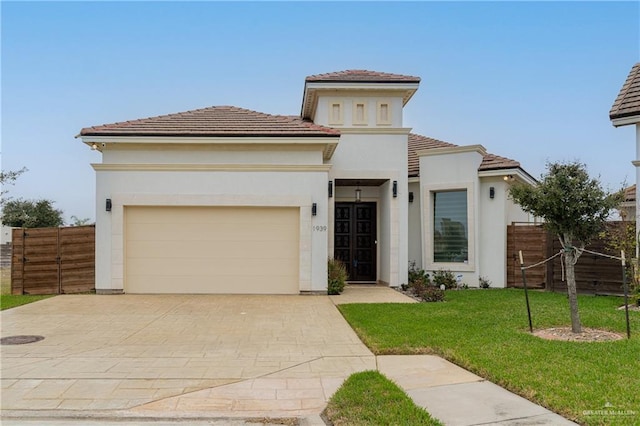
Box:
left=78, top=70, right=535, bottom=295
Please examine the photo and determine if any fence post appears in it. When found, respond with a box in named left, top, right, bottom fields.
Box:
left=519, top=250, right=533, bottom=333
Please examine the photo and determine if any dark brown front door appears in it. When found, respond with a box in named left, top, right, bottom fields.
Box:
left=335, top=202, right=376, bottom=281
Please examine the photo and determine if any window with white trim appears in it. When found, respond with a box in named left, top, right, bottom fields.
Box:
left=433, top=190, right=468, bottom=263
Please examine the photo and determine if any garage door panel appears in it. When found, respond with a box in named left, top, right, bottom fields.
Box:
left=125, top=206, right=300, bottom=294
left=126, top=224, right=297, bottom=243
left=127, top=206, right=296, bottom=224
left=128, top=275, right=297, bottom=294
left=127, top=257, right=298, bottom=276
left=127, top=240, right=299, bottom=260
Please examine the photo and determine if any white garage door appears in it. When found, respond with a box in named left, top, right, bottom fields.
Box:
left=125, top=206, right=300, bottom=294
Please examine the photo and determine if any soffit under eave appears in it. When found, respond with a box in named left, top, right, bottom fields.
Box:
left=478, top=167, right=538, bottom=185
left=79, top=137, right=339, bottom=160
left=611, top=114, right=640, bottom=127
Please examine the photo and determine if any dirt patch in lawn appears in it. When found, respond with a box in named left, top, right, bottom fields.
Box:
left=617, top=304, right=640, bottom=312
left=533, top=327, right=623, bottom=342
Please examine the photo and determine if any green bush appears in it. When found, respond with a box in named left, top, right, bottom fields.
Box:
left=432, top=269, right=457, bottom=289
left=479, top=276, right=491, bottom=289
left=328, top=258, right=348, bottom=295
left=406, top=262, right=445, bottom=302
left=408, top=261, right=430, bottom=285
left=410, top=276, right=429, bottom=299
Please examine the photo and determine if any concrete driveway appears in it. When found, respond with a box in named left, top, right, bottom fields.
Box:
left=1, top=294, right=375, bottom=420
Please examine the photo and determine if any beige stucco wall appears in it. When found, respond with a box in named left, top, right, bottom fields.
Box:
left=310, top=88, right=410, bottom=287
left=407, top=181, right=422, bottom=270
left=314, top=93, right=404, bottom=128
left=418, top=147, right=483, bottom=287
left=102, top=145, right=324, bottom=165
left=327, top=131, right=409, bottom=287
left=94, top=144, right=330, bottom=294
left=478, top=178, right=509, bottom=287
left=416, top=147, right=532, bottom=288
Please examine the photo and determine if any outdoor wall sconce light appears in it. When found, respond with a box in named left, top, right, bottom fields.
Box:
left=489, top=187, right=495, bottom=199
left=355, top=182, right=362, bottom=203
left=312, top=203, right=317, bottom=216
left=503, top=174, right=514, bottom=181
left=106, top=198, right=112, bottom=212
left=409, top=192, right=414, bottom=203
left=392, top=180, right=398, bottom=198
left=91, top=143, right=98, bottom=151
left=328, top=181, right=333, bottom=198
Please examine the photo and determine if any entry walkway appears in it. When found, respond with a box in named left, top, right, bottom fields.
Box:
left=1, top=288, right=575, bottom=425
left=334, top=286, right=576, bottom=425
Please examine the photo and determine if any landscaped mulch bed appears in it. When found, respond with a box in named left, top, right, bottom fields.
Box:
left=532, top=327, right=623, bottom=342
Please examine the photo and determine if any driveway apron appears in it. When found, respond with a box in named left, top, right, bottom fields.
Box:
left=1, top=295, right=375, bottom=419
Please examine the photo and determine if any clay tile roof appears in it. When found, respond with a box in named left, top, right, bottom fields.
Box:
left=610, top=63, right=640, bottom=120
left=408, top=133, right=520, bottom=177
left=305, top=69, right=420, bottom=83
left=79, top=106, right=340, bottom=137
left=407, top=133, right=457, bottom=177
left=478, top=153, right=521, bottom=171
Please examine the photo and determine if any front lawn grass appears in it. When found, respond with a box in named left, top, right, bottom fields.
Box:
left=324, top=370, right=442, bottom=425
left=338, top=289, right=639, bottom=426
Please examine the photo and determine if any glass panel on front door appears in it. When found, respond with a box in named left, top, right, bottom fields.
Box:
left=335, top=202, right=376, bottom=281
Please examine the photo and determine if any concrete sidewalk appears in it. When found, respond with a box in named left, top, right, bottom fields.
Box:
left=378, top=355, right=576, bottom=426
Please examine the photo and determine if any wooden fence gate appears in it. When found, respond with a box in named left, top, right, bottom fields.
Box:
left=11, top=225, right=95, bottom=295
left=507, top=222, right=625, bottom=295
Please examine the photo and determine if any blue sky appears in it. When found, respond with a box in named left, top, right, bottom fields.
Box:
left=2, top=1, right=639, bottom=223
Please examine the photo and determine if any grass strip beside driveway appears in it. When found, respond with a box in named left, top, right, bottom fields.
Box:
left=338, top=289, right=639, bottom=426
left=1, top=294, right=54, bottom=310
left=325, top=370, right=443, bottom=425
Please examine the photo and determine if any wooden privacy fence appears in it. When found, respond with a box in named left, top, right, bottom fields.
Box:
left=11, top=225, right=95, bottom=295
left=507, top=222, right=625, bottom=295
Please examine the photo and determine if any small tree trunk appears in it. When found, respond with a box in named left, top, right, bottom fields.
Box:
left=562, top=234, right=582, bottom=333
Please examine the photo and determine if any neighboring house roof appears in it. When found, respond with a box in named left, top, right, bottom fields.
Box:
left=407, top=133, right=521, bottom=178
left=79, top=106, right=340, bottom=138
left=624, top=184, right=636, bottom=202
left=610, top=63, right=640, bottom=121
left=305, top=69, right=421, bottom=83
